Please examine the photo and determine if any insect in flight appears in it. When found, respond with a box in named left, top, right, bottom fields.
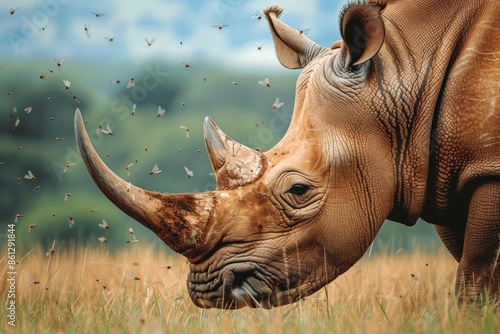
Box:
left=105, top=36, right=115, bottom=43
left=126, top=227, right=139, bottom=243
left=37, top=72, right=49, bottom=80
left=156, top=106, right=165, bottom=118
left=91, top=12, right=105, bottom=19
left=98, top=236, right=107, bottom=243
left=125, top=163, right=134, bottom=176
left=127, top=271, right=141, bottom=280
left=212, top=24, right=228, bottom=32
left=131, top=104, right=136, bottom=115
left=8, top=7, right=19, bottom=16
left=24, top=106, right=34, bottom=114
left=145, top=37, right=156, bottom=46
left=184, top=166, right=194, bottom=178
left=15, top=213, right=24, bottom=224
left=256, top=42, right=264, bottom=51
left=180, top=126, right=190, bottom=139
left=62, top=79, right=71, bottom=90
left=26, top=276, right=40, bottom=285
left=63, top=162, right=76, bottom=173
left=68, top=216, right=75, bottom=228
left=33, top=185, right=40, bottom=192
left=258, top=78, right=271, bottom=88
left=28, top=224, right=38, bottom=232
left=298, top=28, right=311, bottom=35
left=100, top=124, right=113, bottom=136
left=110, top=79, right=121, bottom=85
left=84, top=24, right=91, bottom=38
left=64, top=192, right=73, bottom=202
left=149, top=164, right=161, bottom=175
left=24, top=170, right=36, bottom=181
left=53, top=58, right=64, bottom=69
left=252, top=11, right=263, bottom=21
left=127, top=77, right=135, bottom=88
left=99, top=219, right=110, bottom=229
left=272, top=97, right=284, bottom=110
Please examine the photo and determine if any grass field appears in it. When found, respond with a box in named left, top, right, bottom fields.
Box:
left=1, top=243, right=498, bottom=333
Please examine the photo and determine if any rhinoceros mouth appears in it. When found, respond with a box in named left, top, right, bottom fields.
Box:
left=188, top=262, right=285, bottom=309
left=187, top=260, right=317, bottom=309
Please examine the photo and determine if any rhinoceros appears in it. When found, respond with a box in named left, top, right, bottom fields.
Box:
left=74, top=0, right=500, bottom=309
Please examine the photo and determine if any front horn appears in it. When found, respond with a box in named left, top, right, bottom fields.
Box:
left=203, top=117, right=266, bottom=190
left=74, top=108, right=214, bottom=258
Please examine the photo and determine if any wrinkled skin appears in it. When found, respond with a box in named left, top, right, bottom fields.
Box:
left=75, top=0, right=500, bottom=309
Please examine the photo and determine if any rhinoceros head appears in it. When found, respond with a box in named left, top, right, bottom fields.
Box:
left=75, top=3, right=398, bottom=309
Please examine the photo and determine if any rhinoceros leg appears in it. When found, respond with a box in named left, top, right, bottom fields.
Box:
left=435, top=225, right=464, bottom=263
left=456, top=181, right=500, bottom=304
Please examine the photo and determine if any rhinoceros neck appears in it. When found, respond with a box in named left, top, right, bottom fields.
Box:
left=376, top=0, right=489, bottom=225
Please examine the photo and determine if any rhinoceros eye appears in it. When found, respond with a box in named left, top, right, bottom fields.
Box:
left=287, top=184, right=310, bottom=196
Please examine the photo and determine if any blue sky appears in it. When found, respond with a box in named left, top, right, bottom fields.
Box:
left=1, top=0, right=345, bottom=70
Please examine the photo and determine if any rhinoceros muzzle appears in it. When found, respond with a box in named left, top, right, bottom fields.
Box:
left=188, top=262, right=279, bottom=309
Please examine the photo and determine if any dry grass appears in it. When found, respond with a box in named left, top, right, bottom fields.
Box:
left=1, top=243, right=498, bottom=333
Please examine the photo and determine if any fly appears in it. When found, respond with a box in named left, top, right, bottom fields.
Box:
left=156, top=106, right=165, bottom=118
left=91, top=12, right=105, bottom=19
left=149, top=164, right=161, bottom=175
left=127, top=77, right=135, bottom=88
left=252, top=11, right=263, bottom=21
left=180, top=126, right=190, bottom=139
left=258, top=78, right=271, bottom=88
left=99, top=219, right=110, bottom=229
left=53, top=58, right=64, bottom=69
left=212, top=24, right=228, bottom=32
left=63, top=79, right=71, bottom=90
left=145, top=37, right=156, bottom=46
left=84, top=24, right=91, bottom=38
left=126, top=227, right=139, bottom=243
left=184, top=166, right=194, bottom=178
left=125, top=163, right=134, bottom=176
left=272, top=97, right=284, bottom=110
left=100, top=124, right=113, bottom=136
left=25, top=170, right=36, bottom=181
left=63, top=162, right=76, bottom=173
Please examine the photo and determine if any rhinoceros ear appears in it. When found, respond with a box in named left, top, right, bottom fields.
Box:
left=264, top=5, right=328, bottom=69
left=339, top=3, right=385, bottom=67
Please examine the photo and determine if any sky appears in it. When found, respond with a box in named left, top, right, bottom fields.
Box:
left=1, top=0, right=345, bottom=70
